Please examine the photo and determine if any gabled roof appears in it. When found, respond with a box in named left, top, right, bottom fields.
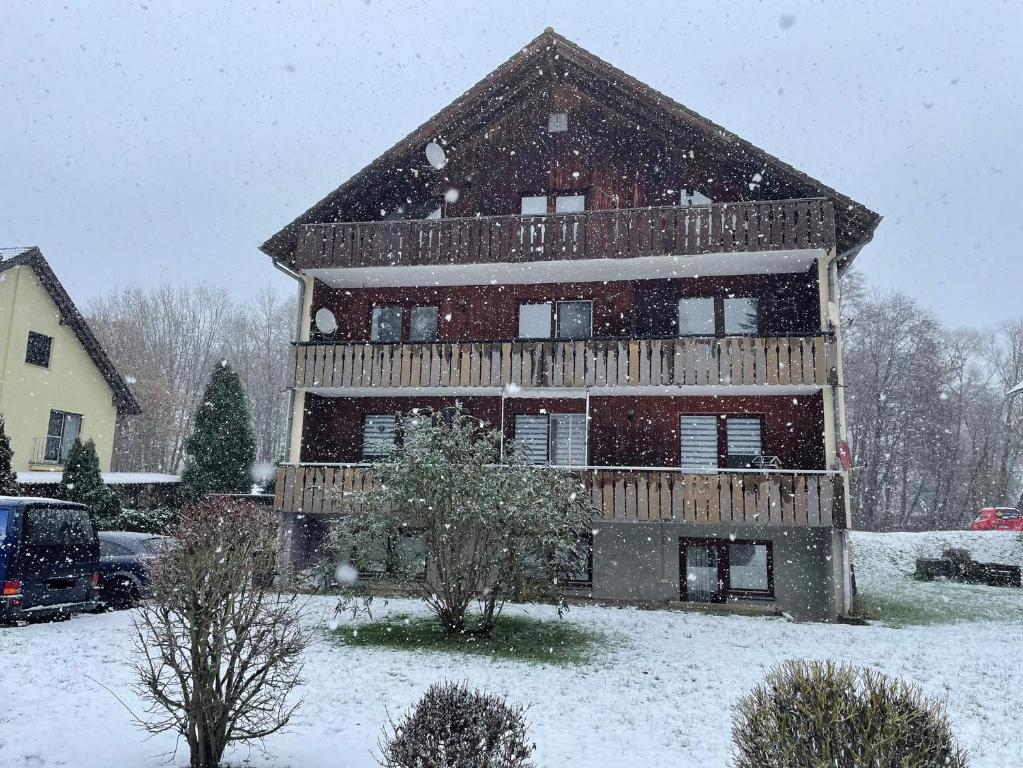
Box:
left=261, top=28, right=880, bottom=266
left=0, top=246, right=141, bottom=416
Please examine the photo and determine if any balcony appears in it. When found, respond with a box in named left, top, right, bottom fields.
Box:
left=291, top=335, right=832, bottom=391
left=295, top=198, right=836, bottom=272
left=275, top=464, right=845, bottom=528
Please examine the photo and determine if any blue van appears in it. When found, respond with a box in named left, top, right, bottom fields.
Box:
left=0, top=498, right=100, bottom=623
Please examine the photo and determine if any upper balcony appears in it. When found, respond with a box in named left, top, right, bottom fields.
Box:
left=294, top=198, right=836, bottom=284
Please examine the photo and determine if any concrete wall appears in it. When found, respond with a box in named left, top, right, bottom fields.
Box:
left=0, top=264, right=119, bottom=472
left=592, top=521, right=848, bottom=622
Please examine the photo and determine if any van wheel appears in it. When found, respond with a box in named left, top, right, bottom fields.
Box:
left=104, top=579, right=140, bottom=610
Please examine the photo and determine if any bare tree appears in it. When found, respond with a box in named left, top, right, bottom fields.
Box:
left=89, top=283, right=294, bottom=473
left=842, top=270, right=1023, bottom=530
left=131, top=498, right=308, bottom=768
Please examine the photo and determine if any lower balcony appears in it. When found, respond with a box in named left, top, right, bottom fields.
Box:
left=275, top=464, right=845, bottom=528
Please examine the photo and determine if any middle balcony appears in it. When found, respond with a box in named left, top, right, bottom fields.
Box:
left=291, top=335, right=832, bottom=392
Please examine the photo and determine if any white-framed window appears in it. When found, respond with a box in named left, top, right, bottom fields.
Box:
left=682, top=188, right=712, bottom=206
left=724, top=297, right=758, bottom=335
left=520, top=196, right=548, bottom=216
left=680, top=415, right=718, bottom=473
left=518, top=302, right=552, bottom=338
left=548, top=112, right=569, bottom=133
left=678, top=297, right=716, bottom=337
left=556, top=300, right=592, bottom=340
left=362, top=415, right=397, bottom=459
left=410, top=306, right=439, bottom=342
left=514, top=413, right=587, bottom=466
left=370, top=307, right=402, bottom=342
left=550, top=414, right=587, bottom=466
left=554, top=194, right=585, bottom=213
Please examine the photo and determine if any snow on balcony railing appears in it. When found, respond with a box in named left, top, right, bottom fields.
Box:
left=294, top=198, right=836, bottom=271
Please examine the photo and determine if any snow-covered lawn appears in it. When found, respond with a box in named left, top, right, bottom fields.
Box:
left=1, top=531, right=1021, bottom=768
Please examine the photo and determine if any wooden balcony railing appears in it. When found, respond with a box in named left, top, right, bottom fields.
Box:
left=291, top=335, right=831, bottom=390
left=295, top=198, right=836, bottom=270
left=275, top=464, right=845, bottom=528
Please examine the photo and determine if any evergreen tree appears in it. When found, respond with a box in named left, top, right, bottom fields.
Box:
left=59, top=438, right=122, bottom=528
left=181, top=361, right=256, bottom=500
left=0, top=415, right=18, bottom=496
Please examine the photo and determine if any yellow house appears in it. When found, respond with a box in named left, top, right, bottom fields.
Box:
left=0, top=246, right=140, bottom=473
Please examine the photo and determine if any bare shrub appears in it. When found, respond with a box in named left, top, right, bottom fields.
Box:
left=732, top=659, right=968, bottom=768
left=131, top=498, right=309, bottom=768
left=381, top=682, right=534, bottom=768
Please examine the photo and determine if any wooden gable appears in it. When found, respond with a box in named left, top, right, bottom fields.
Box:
left=262, top=29, right=880, bottom=267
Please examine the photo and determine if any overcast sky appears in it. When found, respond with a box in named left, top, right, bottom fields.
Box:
left=2, top=1, right=1021, bottom=327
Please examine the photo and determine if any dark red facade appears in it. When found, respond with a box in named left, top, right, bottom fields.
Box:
left=311, top=271, right=821, bottom=343
left=301, top=392, right=824, bottom=470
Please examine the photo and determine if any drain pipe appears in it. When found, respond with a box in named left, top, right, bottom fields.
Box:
left=272, top=258, right=306, bottom=463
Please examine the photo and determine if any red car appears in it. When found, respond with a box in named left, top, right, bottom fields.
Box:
left=968, top=507, right=1023, bottom=531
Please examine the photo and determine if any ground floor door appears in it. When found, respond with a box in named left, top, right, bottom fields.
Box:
left=680, top=537, right=775, bottom=603
left=681, top=541, right=723, bottom=602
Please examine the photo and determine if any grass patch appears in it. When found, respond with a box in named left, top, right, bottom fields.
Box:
left=331, top=612, right=605, bottom=665
left=855, top=577, right=1023, bottom=627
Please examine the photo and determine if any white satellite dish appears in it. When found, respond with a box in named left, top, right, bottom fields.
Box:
left=314, top=307, right=338, bottom=335
left=444, top=187, right=460, bottom=204
left=425, top=141, right=447, bottom=170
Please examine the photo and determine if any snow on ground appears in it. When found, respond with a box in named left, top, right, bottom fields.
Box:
left=1, top=531, right=1021, bottom=768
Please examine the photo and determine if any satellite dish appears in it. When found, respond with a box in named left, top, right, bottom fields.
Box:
left=314, top=307, right=338, bottom=335
left=444, top=187, right=460, bottom=204
left=425, top=141, right=447, bottom=170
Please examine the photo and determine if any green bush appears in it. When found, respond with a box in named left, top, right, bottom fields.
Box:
left=110, top=506, right=175, bottom=534
left=731, top=659, right=968, bottom=768
left=381, top=682, right=534, bottom=768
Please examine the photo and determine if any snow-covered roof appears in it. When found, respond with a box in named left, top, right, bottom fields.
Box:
left=0, top=246, right=35, bottom=261
left=17, top=471, right=181, bottom=485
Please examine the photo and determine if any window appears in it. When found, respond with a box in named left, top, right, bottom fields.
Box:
left=554, top=194, right=585, bottom=213
left=548, top=112, right=568, bottom=133
left=518, top=302, right=552, bottom=338
left=680, top=416, right=718, bottom=472
left=43, top=410, right=82, bottom=464
left=724, top=297, right=758, bottom=335
left=679, top=296, right=759, bottom=337
left=678, top=298, right=716, bottom=336
left=25, top=331, right=52, bottom=367
left=680, top=538, right=773, bottom=603
left=725, top=417, right=764, bottom=469
left=99, top=540, right=133, bottom=557
left=520, top=196, right=548, bottom=216
left=563, top=531, right=593, bottom=586
left=550, top=414, right=587, bottom=466
left=681, top=188, right=712, bottom=206
left=410, top=306, right=439, bottom=342
left=514, top=415, right=549, bottom=464
left=556, top=300, right=592, bottom=339
left=370, top=307, right=402, bottom=342
left=515, top=413, right=587, bottom=466
left=23, top=507, right=93, bottom=549
left=362, top=414, right=397, bottom=458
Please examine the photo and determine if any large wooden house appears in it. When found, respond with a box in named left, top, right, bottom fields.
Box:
left=263, top=29, right=880, bottom=621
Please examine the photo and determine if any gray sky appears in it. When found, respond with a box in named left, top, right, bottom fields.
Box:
left=2, top=1, right=1021, bottom=327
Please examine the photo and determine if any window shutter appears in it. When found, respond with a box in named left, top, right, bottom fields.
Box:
left=726, top=417, right=763, bottom=459
left=514, top=415, right=549, bottom=464
left=362, top=415, right=397, bottom=458
left=680, top=416, right=718, bottom=472
left=550, top=414, right=587, bottom=466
